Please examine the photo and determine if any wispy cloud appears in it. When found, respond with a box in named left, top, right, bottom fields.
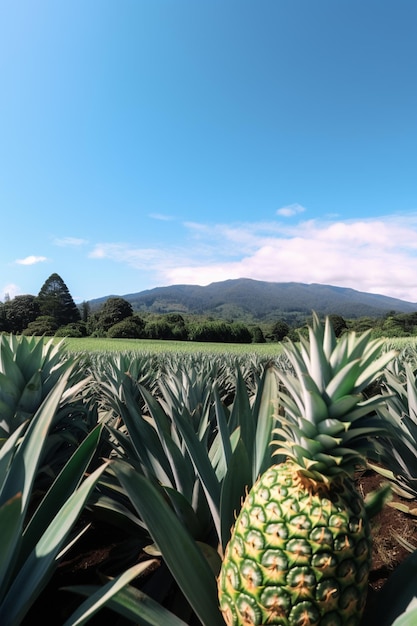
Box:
left=149, top=213, right=175, bottom=221
left=183, top=220, right=287, bottom=255
left=276, top=203, right=306, bottom=217
left=89, top=243, right=161, bottom=265
left=89, top=241, right=200, bottom=285
left=53, top=237, right=88, bottom=246
left=15, top=255, right=48, bottom=266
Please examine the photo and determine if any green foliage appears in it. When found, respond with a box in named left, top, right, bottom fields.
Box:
left=37, top=273, right=80, bottom=327
left=250, top=325, right=266, bottom=343
left=165, top=313, right=188, bottom=340
left=76, top=354, right=278, bottom=624
left=89, top=297, right=133, bottom=336
left=107, top=316, right=145, bottom=338
left=22, top=315, right=58, bottom=336
left=328, top=313, right=348, bottom=337
left=143, top=317, right=175, bottom=339
left=229, top=322, right=253, bottom=343
left=349, top=312, right=417, bottom=339
left=0, top=303, right=6, bottom=332
left=111, top=462, right=225, bottom=626
left=349, top=316, right=376, bottom=333
left=268, top=319, right=290, bottom=341
left=0, top=334, right=71, bottom=438
left=0, top=295, right=40, bottom=333
left=369, top=351, right=417, bottom=508
left=1, top=332, right=417, bottom=624
left=0, top=333, right=100, bottom=491
left=140, top=315, right=253, bottom=342
left=165, top=313, right=186, bottom=325
left=79, top=300, right=91, bottom=322
left=0, top=359, right=106, bottom=625
left=380, top=313, right=417, bottom=337
left=55, top=321, right=87, bottom=337
left=188, top=320, right=252, bottom=343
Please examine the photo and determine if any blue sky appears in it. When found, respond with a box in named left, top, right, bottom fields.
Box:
left=1, top=0, right=416, bottom=304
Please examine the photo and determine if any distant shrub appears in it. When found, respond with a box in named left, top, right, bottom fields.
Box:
left=188, top=321, right=252, bottom=343
left=55, top=322, right=87, bottom=338
left=251, top=326, right=266, bottom=343
left=143, top=319, right=174, bottom=340
left=229, top=322, right=253, bottom=343
left=107, top=316, right=145, bottom=339
left=22, top=315, right=58, bottom=336
left=98, top=297, right=133, bottom=333
left=268, top=320, right=290, bottom=342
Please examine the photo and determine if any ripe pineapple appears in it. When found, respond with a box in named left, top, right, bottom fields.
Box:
left=218, top=314, right=396, bottom=626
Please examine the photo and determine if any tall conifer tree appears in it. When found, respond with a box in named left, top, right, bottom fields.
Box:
left=37, top=273, right=80, bottom=327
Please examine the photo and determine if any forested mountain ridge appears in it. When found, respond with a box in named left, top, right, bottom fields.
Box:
left=89, top=278, right=417, bottom=323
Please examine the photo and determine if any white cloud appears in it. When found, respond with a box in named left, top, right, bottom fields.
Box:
left=162, top=214, right=417, bottom=302
left=149, top=213, right=175, bottom=221
left=85, top=213, right=417, bottom=303
left=276, top=203, right=306, bottom=217
left=15, top=255, right=48, bottom=266
left=53, top=237, right=88, bottom=246
left=1, top=283, right=20, bottom=300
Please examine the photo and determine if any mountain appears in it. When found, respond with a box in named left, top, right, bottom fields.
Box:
left=88, top=278, right=417, bottom=323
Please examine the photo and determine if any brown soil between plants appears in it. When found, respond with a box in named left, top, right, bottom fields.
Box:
left=359, top=469, right=417, bottom=624
left=24, top=469, right=417, bottom=625
left=359, top=470, right=416, bottom=591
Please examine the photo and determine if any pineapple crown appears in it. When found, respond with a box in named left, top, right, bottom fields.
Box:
left=273, top=312, right=398, bottom=482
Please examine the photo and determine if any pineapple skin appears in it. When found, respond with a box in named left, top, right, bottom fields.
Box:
left=218, top=461, right=371, bottom=626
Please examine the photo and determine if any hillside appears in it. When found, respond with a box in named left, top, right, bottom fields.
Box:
left=88, top=278, right=417, bottom=324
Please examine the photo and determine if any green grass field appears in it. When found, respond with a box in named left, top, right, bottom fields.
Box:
left=59, top=336, right=284, bottom=356
left=57, top=335, right=417, bottom=356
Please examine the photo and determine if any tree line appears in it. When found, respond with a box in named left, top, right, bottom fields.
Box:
left=1, top=273, right=417, bottom=343
left=0, top=273, right=263, bottom=343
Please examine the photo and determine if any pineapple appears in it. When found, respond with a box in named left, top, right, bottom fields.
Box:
left=218, top=314, right=396, bottom=626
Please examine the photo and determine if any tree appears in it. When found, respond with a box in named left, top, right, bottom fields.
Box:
left=328, top=314, right=348, bottom=337
left=350, top=317, right=377, bottom=334
left=37, top=274, right=80, bottom=327
left=22, top=315, right=58, bottom=336
left=79, top=301, right=91, bottom=323
left=251, top=326, right=266, bottom=343
left=96, top=297, right=133, bottom=334
left=229, top=322, right=252, bottom=343
left=165, top=313, right=188, bottom=339
left=3, top=295, right=40, bottom=333
left=270, top=320, right=290, bottom=342
left=55, top=322, right=87, bottom=337
left=0, top=302, right=7, bottom=332
left=107, top=316, right=145, bottom=338
left=143, top=313, right=188, bottom=340
left=187, top=320, right=251, bottom=343
left=86, top=311, right=102, bottom=336
left=144, top=318, right=175, bottom=340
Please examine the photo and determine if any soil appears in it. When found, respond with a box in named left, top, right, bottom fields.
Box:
left=24, top=469, right=417, bottom=625
left=358, top=468, right=417, bottom=624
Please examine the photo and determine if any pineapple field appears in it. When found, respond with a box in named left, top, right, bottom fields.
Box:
left=1, top=320, right=417, bottom=626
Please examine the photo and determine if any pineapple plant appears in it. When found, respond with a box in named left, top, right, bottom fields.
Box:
left=218, top=314, right=397, bottom=626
